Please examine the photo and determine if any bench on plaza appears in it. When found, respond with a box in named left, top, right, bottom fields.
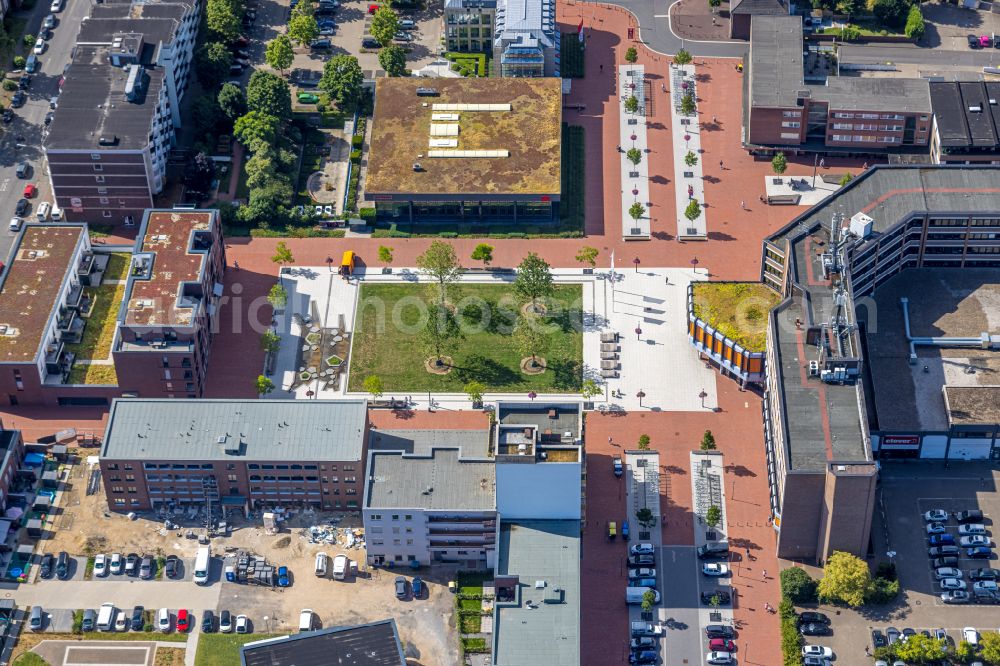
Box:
left=767, top=194, right=801, bottom=205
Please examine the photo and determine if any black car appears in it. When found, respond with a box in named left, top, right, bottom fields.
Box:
left=630, top=554, right=655, bottom=567
left=902, top=628, right=917, bottom=641
left=39, top=553, right=54, bottom=578
left=969, top=34, right=981, bottom=48
left=202, top=609, right=215, bottom=633
left=2, top=109, right=13, bottom=124
left=361, top=37, right=380, bottom=49
left=310, top=39, right=331, bottom=49
left=15, top=199, right=29, bottom=216
left=165, top=555, right=180, bottom=579
left=18, top=75, right=30, bottom=90
left=125, top=552, right=139, bottom=575
left=871, top=629, right=887, bottom=649
left=932, top=556, right=959, bottom=568
left=44, top=112, right=53, bottom=125
left=131, top=605, right=144, bottom=631
left=56, top=552, right=70, bottom=579
left=800, top=623, right=830, bottom=636
left=10, top=91, right=26, bottom=108
left=972, top=568, right=1000, bottom=581
left=705, top=625, right=736, bottom=639
left=798, top=611, right=830, bottom=625
left=957, top=509, right=985, bottom=524
left=701, top=590, right=731, bottom=605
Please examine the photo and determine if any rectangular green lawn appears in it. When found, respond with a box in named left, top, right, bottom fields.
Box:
left=195, top=633, right=281, bottom=666
left=348, top=283, right=583, bottom=393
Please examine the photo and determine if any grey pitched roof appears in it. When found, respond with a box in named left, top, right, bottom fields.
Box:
left=241, top=619, right=405, bottom=666
left=101, top=399, right=368, bottom=462
left=730, top=0, right=786, bottom=15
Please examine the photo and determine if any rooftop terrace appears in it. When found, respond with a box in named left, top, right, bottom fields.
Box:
left=124, top=210, right=214, bottom=327
left=365, top=77, right=561, bottom=197
left=0, top=225, right=87, bottom=364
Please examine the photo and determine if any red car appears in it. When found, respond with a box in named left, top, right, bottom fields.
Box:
left=176, top=609, right=189, bottom=632
left=367, top=3, right=379, bottom=12
left=709, top=638, right=735, bottom=652
left=23, top=184, right=36, bottom=198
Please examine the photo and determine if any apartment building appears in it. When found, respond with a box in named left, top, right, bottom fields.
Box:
left=745, top=16, right=931, bottom=154
left=77, top=0, right=200, bottom=128
left=444, top=0, right=496, bottom=53
left=929, top=81, right=1000, bottom=165
left=493, top=0, right=559, bottom=77
left=757, top=165, right=1000, bottom=561
left=0, top=428, right=26, bottom=521
left=112, top=209, right=225, bottom=400
left=99, top=399, right=369, bottom=512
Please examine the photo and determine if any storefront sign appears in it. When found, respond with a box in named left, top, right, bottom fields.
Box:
left=880, top=435, right=920, bottom=450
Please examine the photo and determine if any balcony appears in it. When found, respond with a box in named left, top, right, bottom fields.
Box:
left=427, top=515, right=496, bottom=525
left=57, top=309, right=85, bottom=344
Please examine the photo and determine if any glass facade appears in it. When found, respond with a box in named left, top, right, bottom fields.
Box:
left=374, top=199, right=554, bottom=222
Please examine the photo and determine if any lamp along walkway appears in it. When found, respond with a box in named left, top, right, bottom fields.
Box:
left=669, top=63, right=708, bottom=240
left=619, top=65, right=651, bottom=240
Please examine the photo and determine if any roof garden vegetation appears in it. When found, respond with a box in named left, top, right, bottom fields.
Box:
left=349, top=283, right=583, bottom=393
left=691, top=282, right=780, bottom=352
left=67, top=363, right=117, bottom=386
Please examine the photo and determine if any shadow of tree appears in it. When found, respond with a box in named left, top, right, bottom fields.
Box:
left=454, top=354, right=520, bottom=387
left=724, top=464, right=757, bottom=477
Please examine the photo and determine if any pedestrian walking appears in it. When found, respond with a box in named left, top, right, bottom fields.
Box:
left=719, top=160, right=724, bottom=170
left=740, top=200, right=745, bottom=210
left=712, top=115, right=717, bottom=123
left=819, top=158, right=826, bottom=168
left=600, top=64, right=603, bottom=72
left=763, top=569, right=768, bottom=579
left=233, top=261, right=240, bottom=270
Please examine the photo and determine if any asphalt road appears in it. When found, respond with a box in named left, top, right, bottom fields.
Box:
left=839, top=43, right=1000, bottom=67
left=7, top=578, right=222, bottom=611
left=659, top=546, right=702, bottom=666
left=579, top=0, right=748, bottom=58
left=0, top=0, right=93, bottom=259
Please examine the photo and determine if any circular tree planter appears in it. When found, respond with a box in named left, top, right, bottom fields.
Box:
left=520, top=357, right=547, bottom=375
left=424, top=356, right=453, bottom=375
left=326, top=354, right=344, bottom=368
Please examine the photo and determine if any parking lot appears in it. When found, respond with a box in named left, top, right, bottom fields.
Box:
left=919, top=3, right=1000, bottom=50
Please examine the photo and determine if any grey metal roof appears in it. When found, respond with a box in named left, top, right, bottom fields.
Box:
left=730, top=0, right=786, bottom=15
left=77, top=17, right=179, bottom=46
left=749, top=16, right=930, bottom=113
left=493, top=520, right=580, bottom=666
left=241, top=619, right=405, bottom=666
left=495, top=0, right=556, bottom=48
left=101, top=399, right=368, bottom=462
left=365, top=429, right=495, bottom=511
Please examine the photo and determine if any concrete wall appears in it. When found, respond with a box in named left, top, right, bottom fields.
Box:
left=776, top=471, right=826, bottom=560
left=817, top=462, right=876, bottom=561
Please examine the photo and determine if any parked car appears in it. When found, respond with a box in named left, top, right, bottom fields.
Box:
left=125, top=553, right=139, bottom=575
left=630, top=637, right=656, bottom=650
left=176, top=609, right=189, bottom=632
left=630, top=567, right=656, bottom=579
left=81, top=609, right=96, bottom=632
left=49, top=0, right=62, bottom=11
left=961, top=535, right=993, bottom=548
left=706, top=652, right=733, bottom=665
left=942, top=590, right=970, bottom=604
left=33, top=37, right=45, bottom=54
left=25, top=55, right=38, bottom=73
left=39, top=553, right=54, bottom=578
left=961, top=524, right=988, bottom=535
left=393, top=31, right=413, bottom=42
left=39, top=27, right=51, bottom=40
left=631, top=578, right=657, bottom=588
left=361, top=37, right=380, bottom=49
left=30, top=606, right=43, bottom=631
left=928, top=545, right=960, bottom=557
left=15, top=199, right=28, bottom=216
left=235, top=615, right=249, bottom=634
left=969, top=34, right=981, bottom=48
left=395, top=576, right=407, bottom=599
left=139, top=556, right=154, bottom=579
left=56, top=551, right=70, bottom=579
left=157, top=608, right=171, bottom=632
left=10, top=91, right=26, bottom=108
left=412, top=577, right=423, bottom=598
left=709, top=638, right=735, bottom=652
left=902, top=628, right=917, bottom=641
left=93, top=554, right=108, bottom=577
left=926, top=522, right=947, bottom=535
left=705, top=625, right=735, bottom=639
left=702, top=563, right=729, bottom=577
left=219, top=610, right=232, bottom=633
left=932, top=556, right=959, bottom=568
left=630, top=651, right=657, bottom=664
left=15, top=162, right=29, bottom=179
left=2, top=109, right=13, bottom=124
left=957, top=510, right=985, bottom=523
left=935, top=567, right=963, bottom=580
left=399, top=18, right=416, bottom=29
left=9, top=217, right=22, bottom=232
left=18, top=75, right=30, bottom=90
left=964, top=627, right=980, bottom=644
left=800, top=623, right=830, bottom=636
left=309, top=39, right=332, bottom=50
left=701, top=590, right=731, bottom=605
left=131, top=606, right=144, bottom=631
left=114, top=611, right=127, bottom=632
left=939, top=578, right=967, bottom=590
left=109, top=553, right=123, bottom=575
left=630, top=543, right=655, bottom=556
left=319, top=25, right=336, bottom=35
left=803, top=646, right=833, bottom=658
left=972, top=568, right=1000, bottom=581
left=297, top=92, right=320, bottom=104
left=202, top=609, right=215, bottom=632
left=974, top=580, right=999, bottom=593
left=799, top=612, right=831, bottom=625
left=968, top=546, right=993, bottom=559
left=871, top=629, right=886, bottom=649
left=43, top=13, right=56, bottom=28
left=277, top=566, right=290, bottom=587
left=164, top=555, right=179, bottom=579
left=630, top=554, right=655, bottom=566
left=23, top=183, right=37, bottom=199
left=929, top=534, right=956, bottom=546
left=803, top=658, right=830, bottom=666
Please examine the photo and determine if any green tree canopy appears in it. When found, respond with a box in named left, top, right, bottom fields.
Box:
left=895, top=634, right=947, bottom=663
left=247, top=71, right=292, bottom=118
left=378, top=44, right=407, bottom=76
left=260, top=330, right=281, bottom=353
left=817, top=550, right=871, bottom=607
left=575, top=246, right=598, bottom=267
left=217, top=83, right=247, bottom=121
left=267, top=283, right=287, bottom=308
left=514, top=316, right=546, bottom=368
left=626, top=147, right=642, bottom=165
left=705, top=505, right=722, bottom=529
left=980, top=632, right=1000, bottom=664
left=629, top=202, right=645, bottom=221
left=233, top=111, right=280, bottom=152
left=904, top=3, right=924, bottom=40
left=256, top=375, right=275, bottom=395
left=470, top=243, right=494, bottom=267
left=624, top=47, right=638, bottom=63
left=370, top=6, right=401, bottom=46
left=271, top=241, right=295, bottom=267
left=680, top=93, right=696, bottom=116
left=624, top=95, right=639, bottom=114
left=378, top=245, right=394, bottom=266
left=684, top=150, right=698, bottom=167
left=674, top=49, right=692, bottom=65
left=288, top=14, right=319, bottom=44
left=207, top=0, right=241, bottom=41
left=779, top=566, right=817, bottom=603
left=684, top=200, right=701, bottom=222
left=320, top=55, right=364, bottom=110
left=771, top=152, right=788, bottom=174
left=638, top=434, right=650, bottom=450
left=870, top=0, right=910, bottom=27
left=464, top=380, right=487, bottom=404
left=514, top=253, right=554, bottom=313
left=422, top=303, right=461, bottom=365
left=581, top=378, right=602, bottom=399
left=416, top=241, right=462, bottom=305
left=265, top=35, right=295, bottom=74
left=195, top=42, right=233, bottom=90
left=363, top=375, right=384, bottom=399
left=700, top=430, right=716, bottom=450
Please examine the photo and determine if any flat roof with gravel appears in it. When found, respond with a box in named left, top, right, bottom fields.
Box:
left=101, top=399, right=368, bottom=461
left=365, top=77, right=561, bottom=197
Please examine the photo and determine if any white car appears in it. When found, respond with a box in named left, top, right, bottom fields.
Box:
left=33, top=38, right=45, bottom=54
left=960, top=535, right=992, bottom=548
left=934, top=567, right=963, bottom=580
left=114, top=610, right=127, bottom=632
left=235, top=614, right=249, bottom=634
left=629, top=567, right=656, bottom=579
left=973, top=580, right=999, bottom=594
left=924, top=509, right=948, bottom=522
left=706, top=652, right=733, bottom=665
left=926, top=522, right=947, bottom=534
left=323, top=204, right=334, bottom=217
left=109, top=553, right=123, bottom=575
left=630, top=543, right=655, bottom=556
left=49, top=0, right=62, bottom=12
left=157, top=608, right=171, bottom=632
left=963, top=627, right=979, bottom=645
left=702, top=563, right=730, bottom=577
left=939, top=578, right=967, bottom=590
left=9, top=217, right=22, bottom=232
left=93, top=554, right=107, bottom=577
left=313, top=205, right=323, bottom=217
left=960, top=524, right=987, bottom=535
left=802, top=645, right=833, bottom=658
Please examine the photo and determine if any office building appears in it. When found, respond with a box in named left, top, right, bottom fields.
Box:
left=728, top=0, right=787, bottom=40
left=492, top=0, right=559, bottom=77
left=99, top=399, right=369, bottom=512
left=929, top=81, right=1000, bottom=165
left=757, top=165, right=1000, bottom=561
left=444, top=0, right=496, bottom=53
left=364, top=77, right=561, bottom=223
left=745, top=16, right=932, bottom=153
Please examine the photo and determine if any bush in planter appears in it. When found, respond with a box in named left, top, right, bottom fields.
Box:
left=352, top=134, right=363, bottom=149
left=13, top=56, right=25, bottom=70
left=780, top=567, right=817, bottom=604
left=2, top=80, right=16, bottom=92
left=350, top=149, right=362, bottom=163
left=359, top=207, right=376, bottom=223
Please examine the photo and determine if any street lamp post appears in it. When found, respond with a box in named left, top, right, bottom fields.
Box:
left=691, top=256, right=700, bottom=275
left=528, top=391, right=537, bottom=402
left=325, top=256, right=334, bottom=273
left=633, top=257, right=640, bottom=273
left=635, top=326, right=642, bottom=341
left=636, top=389, right=645, bottom=408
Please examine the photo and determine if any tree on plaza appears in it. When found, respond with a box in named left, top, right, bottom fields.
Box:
left=206, top=0, right=241, bottom=42
left=514, top=315, right=546, bottom=369
left=416, top=241, right=462, bottom=306
left=581, top=378, right=602, bottom=399
left=894, top=634, right=947, bottom=663
left=378, top=44, right=407, bottom=77
left=267, top=283, right=288, bottom=309
left=464, top=380, right=487, bottom=405
left=635, top=507, right=655, bottom=528
left=700, top=429, right=716, bottom=450
left=575, top=246, right=599, bottom=267
left=640, top=590, right=657, bottom=613
left=624, top=95, right=639, bottom=114
left=680, top=92, right=696, bottom=116
left=673, top=49, right=692, bottom=65
left=624, top=46, right=638, bottom=63
left=247, top=71, right=292, bottom=118
left=292, top=0, right=315, bottom=18
left=705, top=505, right=722, bottom=529
left=363, top=375, right=384, bottom=400
left=422, top=303, right=461, bottom=367
left=195, top=42, right=233, bottom=90
left=260, top=330, right=281, bottom=354
left=684, top=200, right=701, bottom=222
left=779, top=567, right=817, bottom=603
left=271, top=241, right=295, bottom=274
left=183, top=152, right=217, bottom=200
left=265, top=35, right=295, bottom=75
left=255, top=375, right=275, bottom=395
left=626, top=147, right=642, bottom=165
left=234, top=111, right=280, bottom=153
left=771, top=151, right=788, bottom=174
left=370, top=6, right=401, bottom=46
left=288, top=14, right=319, bottom=44
left=470, top=243, right=494, bottom=267
left=514, top=253, right=554, bottom=314
left=217, top=83, right=247, bottom=121
left=817, top=550, right=871, bottom=607
left=378, top=245, right=394, bottom=268
left=684, top=150, right=698, bottom=167
left=638, top=434, right=650, bottom=450
left=320, top=55, right=364, bottom=110
left=629, top=202, right=646, bottom=222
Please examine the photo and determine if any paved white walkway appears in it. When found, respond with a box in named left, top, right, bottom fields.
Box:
left=268, top=266, right=718, bottom=411
left=669, top=64, right=707, bottom=240
left=619, top=65, right=651, bottom=240
left=764, top=174, right=840, bottom=206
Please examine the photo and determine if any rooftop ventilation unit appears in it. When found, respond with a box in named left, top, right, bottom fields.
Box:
left=98, top=135, right=118, bottom=146
left=416, top=87, right=439, bottom=96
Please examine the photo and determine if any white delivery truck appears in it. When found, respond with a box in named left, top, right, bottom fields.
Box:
left=625, top=587, right=660, bottom=605
left=96, top=603, right=116, bottom=631
left=332, top=554, right=348, bottom=580
left=193, top=546, right=210, bottom=585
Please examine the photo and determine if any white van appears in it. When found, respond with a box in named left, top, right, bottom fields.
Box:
left=314, top=552, right=328, bottom=577
left=114, top=610, right=127, bottom=632
left=193, top=546, right=210, bottom=585
left=50, top=204, right=62, bottom=221
left=97, top=603, right=116, bottom=631
left=332, top=554, right=348, bottom=580
left=298, top=609, right=314, bottom=632
left=625, top=586, right=660, bottom=605
left=36, top=201, right=51, bottom=222
left=8, top=217, right=22, bottom=232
